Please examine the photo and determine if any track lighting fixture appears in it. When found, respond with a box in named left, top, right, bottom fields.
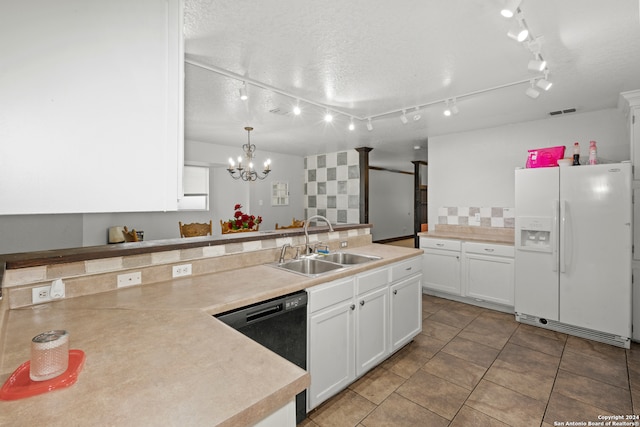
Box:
left=366, top=118, right=373, bottom=131
left=292, top=103, right=301, bottom=115
left=443, top=101, right=452, bottom=117
left=500, top=0, right=522, bottom=18
left=348, top=118, right=355, bottom=131
left=536, top=71, right=552, bottom=91
left=239, top=82, right=248, bottom=101
left=451, top=101, right=459, bottom=115
left=400, top=110, right=408, bottom=124
left=412, top=107, right=421, bottom=121
left=528, top=55, right=547, bottom=72
left=525, top=80, right=540, bottom=99
left=324, top=111, right=333, bottom=122
left=507, top=13, right=529, bottom=42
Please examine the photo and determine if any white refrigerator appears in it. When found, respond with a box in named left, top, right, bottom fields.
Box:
left=514, top=162, right=632, bottom=347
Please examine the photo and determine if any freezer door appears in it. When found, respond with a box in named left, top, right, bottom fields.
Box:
left=559, top=163, right=632, bottom=337
left=514, top=167, right=560, bottom=320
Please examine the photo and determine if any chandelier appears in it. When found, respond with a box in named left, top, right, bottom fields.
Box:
left=227, top=127, right=271, bottom=181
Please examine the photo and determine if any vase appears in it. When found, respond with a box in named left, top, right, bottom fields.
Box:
left=220, top=220, right=260, bottom=234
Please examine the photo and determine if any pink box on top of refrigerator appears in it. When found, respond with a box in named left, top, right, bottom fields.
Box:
left=525, top=145, right=565, bottom=168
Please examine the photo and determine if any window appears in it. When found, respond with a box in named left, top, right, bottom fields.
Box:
left=272, top=181, right=289, bottom=206
left=178, top=166, right=209, bottom=210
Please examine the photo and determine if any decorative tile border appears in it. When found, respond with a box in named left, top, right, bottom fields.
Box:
left=3, top=229, right=372, bottom=309
left=437, top=206, right=515, bottom=228
left=305, top=150, right=360, bottom=224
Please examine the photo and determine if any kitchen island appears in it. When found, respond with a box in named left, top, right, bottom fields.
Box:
left=0, top=242, right=421, bottom=426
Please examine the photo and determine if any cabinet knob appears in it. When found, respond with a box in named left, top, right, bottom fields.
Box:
left=405, top=267, right=412, bottom=271
left=393, top=290, right=398, bottom=295
left=350, top=304, right=355, bottom=310
left=360, top=300, right=365, bottom=306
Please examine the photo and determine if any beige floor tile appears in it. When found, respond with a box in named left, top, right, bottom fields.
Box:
left=497, top=342, right=561, bottom=378
left=428, top=308, right=477, bottom=329
left=484, top=359, right=555, bottom=402
left=349, top=366, right=406, bottom=405
left=560, top=348, right=629, bottom=389
left=396, top=370, right=470, bottom=420
left=543, top=390, right=618, bottom=425
left=565, top=335, right=627, bottom=364
left=458, top=314, right=517, bottom=350
left=299, top=417, right=321, bottom=427
left=441, top=336, right=501, bottom=368
left=360, top=392, right=449, bottom=427
left=383, top=345, right=432, bottom=379
left=466, top=380, right=546, bottom=426
left=308, top=389, right=376, bottom=427
left=508, top=324, right=566, bottom=357
left=553, top=369, right=632, bottom=414
left=422, top=351, right=487, bottom=390
left=422, top=318, right=462, bottom=342
left=449, top=405, right=510, bottom=427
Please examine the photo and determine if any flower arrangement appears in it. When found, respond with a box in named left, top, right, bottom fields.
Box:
left=221, top=204, right=262, bottom=233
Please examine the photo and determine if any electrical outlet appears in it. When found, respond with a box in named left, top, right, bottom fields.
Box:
left=340, top=241, right=348, bottom=248
left=117, top=272, right=142, bottom=288
left=172, top=263, right=192, bottom=278
left=32, top=286, right=52, bottom=304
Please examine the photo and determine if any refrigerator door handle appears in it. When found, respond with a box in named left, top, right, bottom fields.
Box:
left=552, top=199, right=559, bottom=272
left=560, top=199, right=567, bottom=273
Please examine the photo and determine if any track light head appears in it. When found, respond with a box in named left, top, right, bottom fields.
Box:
left=528, top=56, right=547, bottom=72
left=366, top=118, right=373, bottom=131
left=536, top=71, right=552, bottom=91
left=324, top=111, right=333, bottom=123
left=526, top=80, right=540, bottom=98
left=348, top=119, right=355, bottom=131
left=500, top=0, right=522, bottom=18
left=507, top=12, right=529, bottom=42
left=412, top=107, right=421, bottom=121
left=292, top=104, right=301, bottom=115
left=400, top=110, right=408, bottom=124
left=239, top=82, right=248, bottom=101
left=443, top=100, right=452, bottom=117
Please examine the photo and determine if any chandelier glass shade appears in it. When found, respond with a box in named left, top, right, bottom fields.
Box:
left=227, top=127, right=271, bottom=181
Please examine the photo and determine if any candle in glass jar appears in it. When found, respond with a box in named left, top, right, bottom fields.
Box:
left=30, top=330, right=69, bottom=382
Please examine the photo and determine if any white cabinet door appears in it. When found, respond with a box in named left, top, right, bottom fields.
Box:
left=307, top=299, right=355, bottom=410
left=390, top=274, right=423, bottom=352
left=355, top=286, right=388, bottom=377
left=422, top=249, right=461, bottom=295
left=464, top=253, right=515, bottom=306
left=0, top=0, right=183, bottom=214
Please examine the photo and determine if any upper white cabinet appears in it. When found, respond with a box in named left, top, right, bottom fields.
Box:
left=0, top=0, right=184, bottom=214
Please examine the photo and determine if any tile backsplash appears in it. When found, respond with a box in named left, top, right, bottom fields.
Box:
left=438, top=207, right=515, bottom=228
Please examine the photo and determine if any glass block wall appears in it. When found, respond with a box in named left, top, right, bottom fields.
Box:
left=305, top=150, right=360, bottom=224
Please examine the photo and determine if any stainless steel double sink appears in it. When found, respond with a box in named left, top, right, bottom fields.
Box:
left=271, top=252, right=381, bottom=277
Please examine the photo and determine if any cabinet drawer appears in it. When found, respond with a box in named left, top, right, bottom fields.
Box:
left=391, top=256, right=422, bottom=282
left=420, top=238, right=461, bottom=251
left=464, top=242, right=514, bottom=257
left=357, top=267, right=389, bottom=295
left=307, top=277, right=355, bottom=313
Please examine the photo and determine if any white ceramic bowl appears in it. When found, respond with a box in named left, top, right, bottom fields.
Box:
left=557, top=158, right=573, bottom=167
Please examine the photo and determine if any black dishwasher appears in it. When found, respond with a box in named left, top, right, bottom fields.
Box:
left=215, top=290, right=307, bottom=424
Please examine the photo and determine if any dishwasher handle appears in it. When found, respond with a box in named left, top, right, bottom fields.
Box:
left=246, top=303, right=283, bottom=323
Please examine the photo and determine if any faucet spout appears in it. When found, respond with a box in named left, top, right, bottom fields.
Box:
left=304, top=215, right=334, bottom=254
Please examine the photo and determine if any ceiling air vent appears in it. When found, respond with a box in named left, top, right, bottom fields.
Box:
left=549, top=108, right=577, bottom=116
left=268, top=107, right=290, bottom=116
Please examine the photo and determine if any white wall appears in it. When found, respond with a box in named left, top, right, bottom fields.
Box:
left=428, top=108, right=629, bottom=225
left=369, top=170, right=414, bottom=241
left=0, top=140, right=305, bottom=254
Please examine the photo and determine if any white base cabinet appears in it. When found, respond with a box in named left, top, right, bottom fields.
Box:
left=420, top=236, right=515, bottom=311
left=307, top=256, right=422, bottom=411
left=463, top=242, right=515, bottom=306
left=420, top=238, right=461, bottom=295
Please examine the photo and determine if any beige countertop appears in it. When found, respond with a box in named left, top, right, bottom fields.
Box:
left=0, top=244, right=422, bottom=426
left=419, top=225, right=515, bottom=245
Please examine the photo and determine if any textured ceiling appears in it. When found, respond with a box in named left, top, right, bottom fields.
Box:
left=183, top=0, right=640, bottom=171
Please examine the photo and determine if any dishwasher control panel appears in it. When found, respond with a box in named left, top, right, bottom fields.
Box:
left=285, top=293, right=308, bottom=311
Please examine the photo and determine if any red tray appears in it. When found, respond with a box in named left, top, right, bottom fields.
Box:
left=0, top=349, right=85, bottom=401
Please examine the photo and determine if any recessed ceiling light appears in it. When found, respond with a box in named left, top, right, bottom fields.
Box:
left=413, top=145, right=421, bottom=150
